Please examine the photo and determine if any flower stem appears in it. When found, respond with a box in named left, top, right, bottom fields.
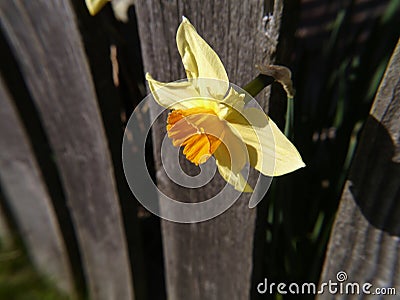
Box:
left=243, top=65, right=296, bottom=140
left=243, top=74, right=275, bottom=99
left=284, top=96, right=295, bottom=140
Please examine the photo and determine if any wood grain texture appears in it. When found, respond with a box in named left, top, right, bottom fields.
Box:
left=0, top=1, right=133, bottom=299
left=0, top=77, right=74, bottom=294
left=68, top=2, right=148, bottom=299
left=318, top=39, right=400, bottom=299
left=135, top=1, right=283, bottom=299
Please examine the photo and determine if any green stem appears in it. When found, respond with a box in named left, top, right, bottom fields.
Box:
left=242, top=74, right=275, bottom=99
left=284, top=97, right=294, bottom=140
left=243, top=72, right=295, bottom=141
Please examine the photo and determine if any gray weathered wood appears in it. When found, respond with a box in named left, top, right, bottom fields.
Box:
left=0, top=1, right=133, bottom=299
left=0, top=194, right=13, bottom=250
left=318, top=39, right=400, bottom=299
left=135, top=1, right=284, bottom=299
left=0, top=77, right=75, bottom=294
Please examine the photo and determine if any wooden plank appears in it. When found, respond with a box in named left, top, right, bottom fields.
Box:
left=135, top=1, right=284, bottom=299
left=0, top=77, right=75, bottom=294
left=0, top=195, right=13, bottom=250
left=318, top=39, right=400, bottom=299
left=68, top=2, right=148, bottom=299
left=0, top=1, right=134, bottom=299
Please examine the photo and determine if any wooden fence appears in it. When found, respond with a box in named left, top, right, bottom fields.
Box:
left=318, top=40, right=400, bottom=299
left=0, top=0, right=398, bottom=300
left=0, top=1, right=132, bottom=299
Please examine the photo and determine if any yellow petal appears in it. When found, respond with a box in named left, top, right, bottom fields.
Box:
left=146, top=73, right=200, bottom=109
left=85, top=0, right=109, bottom=15
left=228, top=108, right=305, bottom=176
left=218, top=87, right=246, bottom=119
left=213, top=127, right=252, bottom=192
left=176, top=17, right=229, bottom=98
left=214, top=143, right=253, bottom=193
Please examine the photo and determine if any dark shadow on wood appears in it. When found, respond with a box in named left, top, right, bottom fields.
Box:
left=348, top=115, right=400, bottom=236
left=318, top=39, right=400, bottom=299
left=0, top=184, right=16, bottom=245
left=69, top=2, right=152, bottom=299
left=250, top=195, right=270, bottom=300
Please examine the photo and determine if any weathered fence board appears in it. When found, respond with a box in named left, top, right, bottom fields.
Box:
left=0, top=77, right=75, bottom=294
left=0, top=191, right=13, bottom=249
left=318, top=39, right=400, bottom=299
left=135, top=1, right=284, bottom=299
left=0, top=1, right=133, bottom=299
left=0, top=202, right=11, bottom=249
left=69, top=1, right=148, bottom=299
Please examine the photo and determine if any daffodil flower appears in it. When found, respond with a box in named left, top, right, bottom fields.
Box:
left=146, top=17, right=305, bottom=192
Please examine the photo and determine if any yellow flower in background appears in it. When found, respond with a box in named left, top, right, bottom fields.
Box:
left=146, top=17, right=305, bottom=193
left=85, top=0, right=110, bottom=15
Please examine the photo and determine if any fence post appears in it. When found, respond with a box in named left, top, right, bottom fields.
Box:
left=0, top=202, right=12, bottom=249
left=134, top=1, right=284, bottom=298
left=0, top=77, right=75, bottom=294
left=318, top=40, right=400, bottom=298
left=0, top=1, right=134, bottom=299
